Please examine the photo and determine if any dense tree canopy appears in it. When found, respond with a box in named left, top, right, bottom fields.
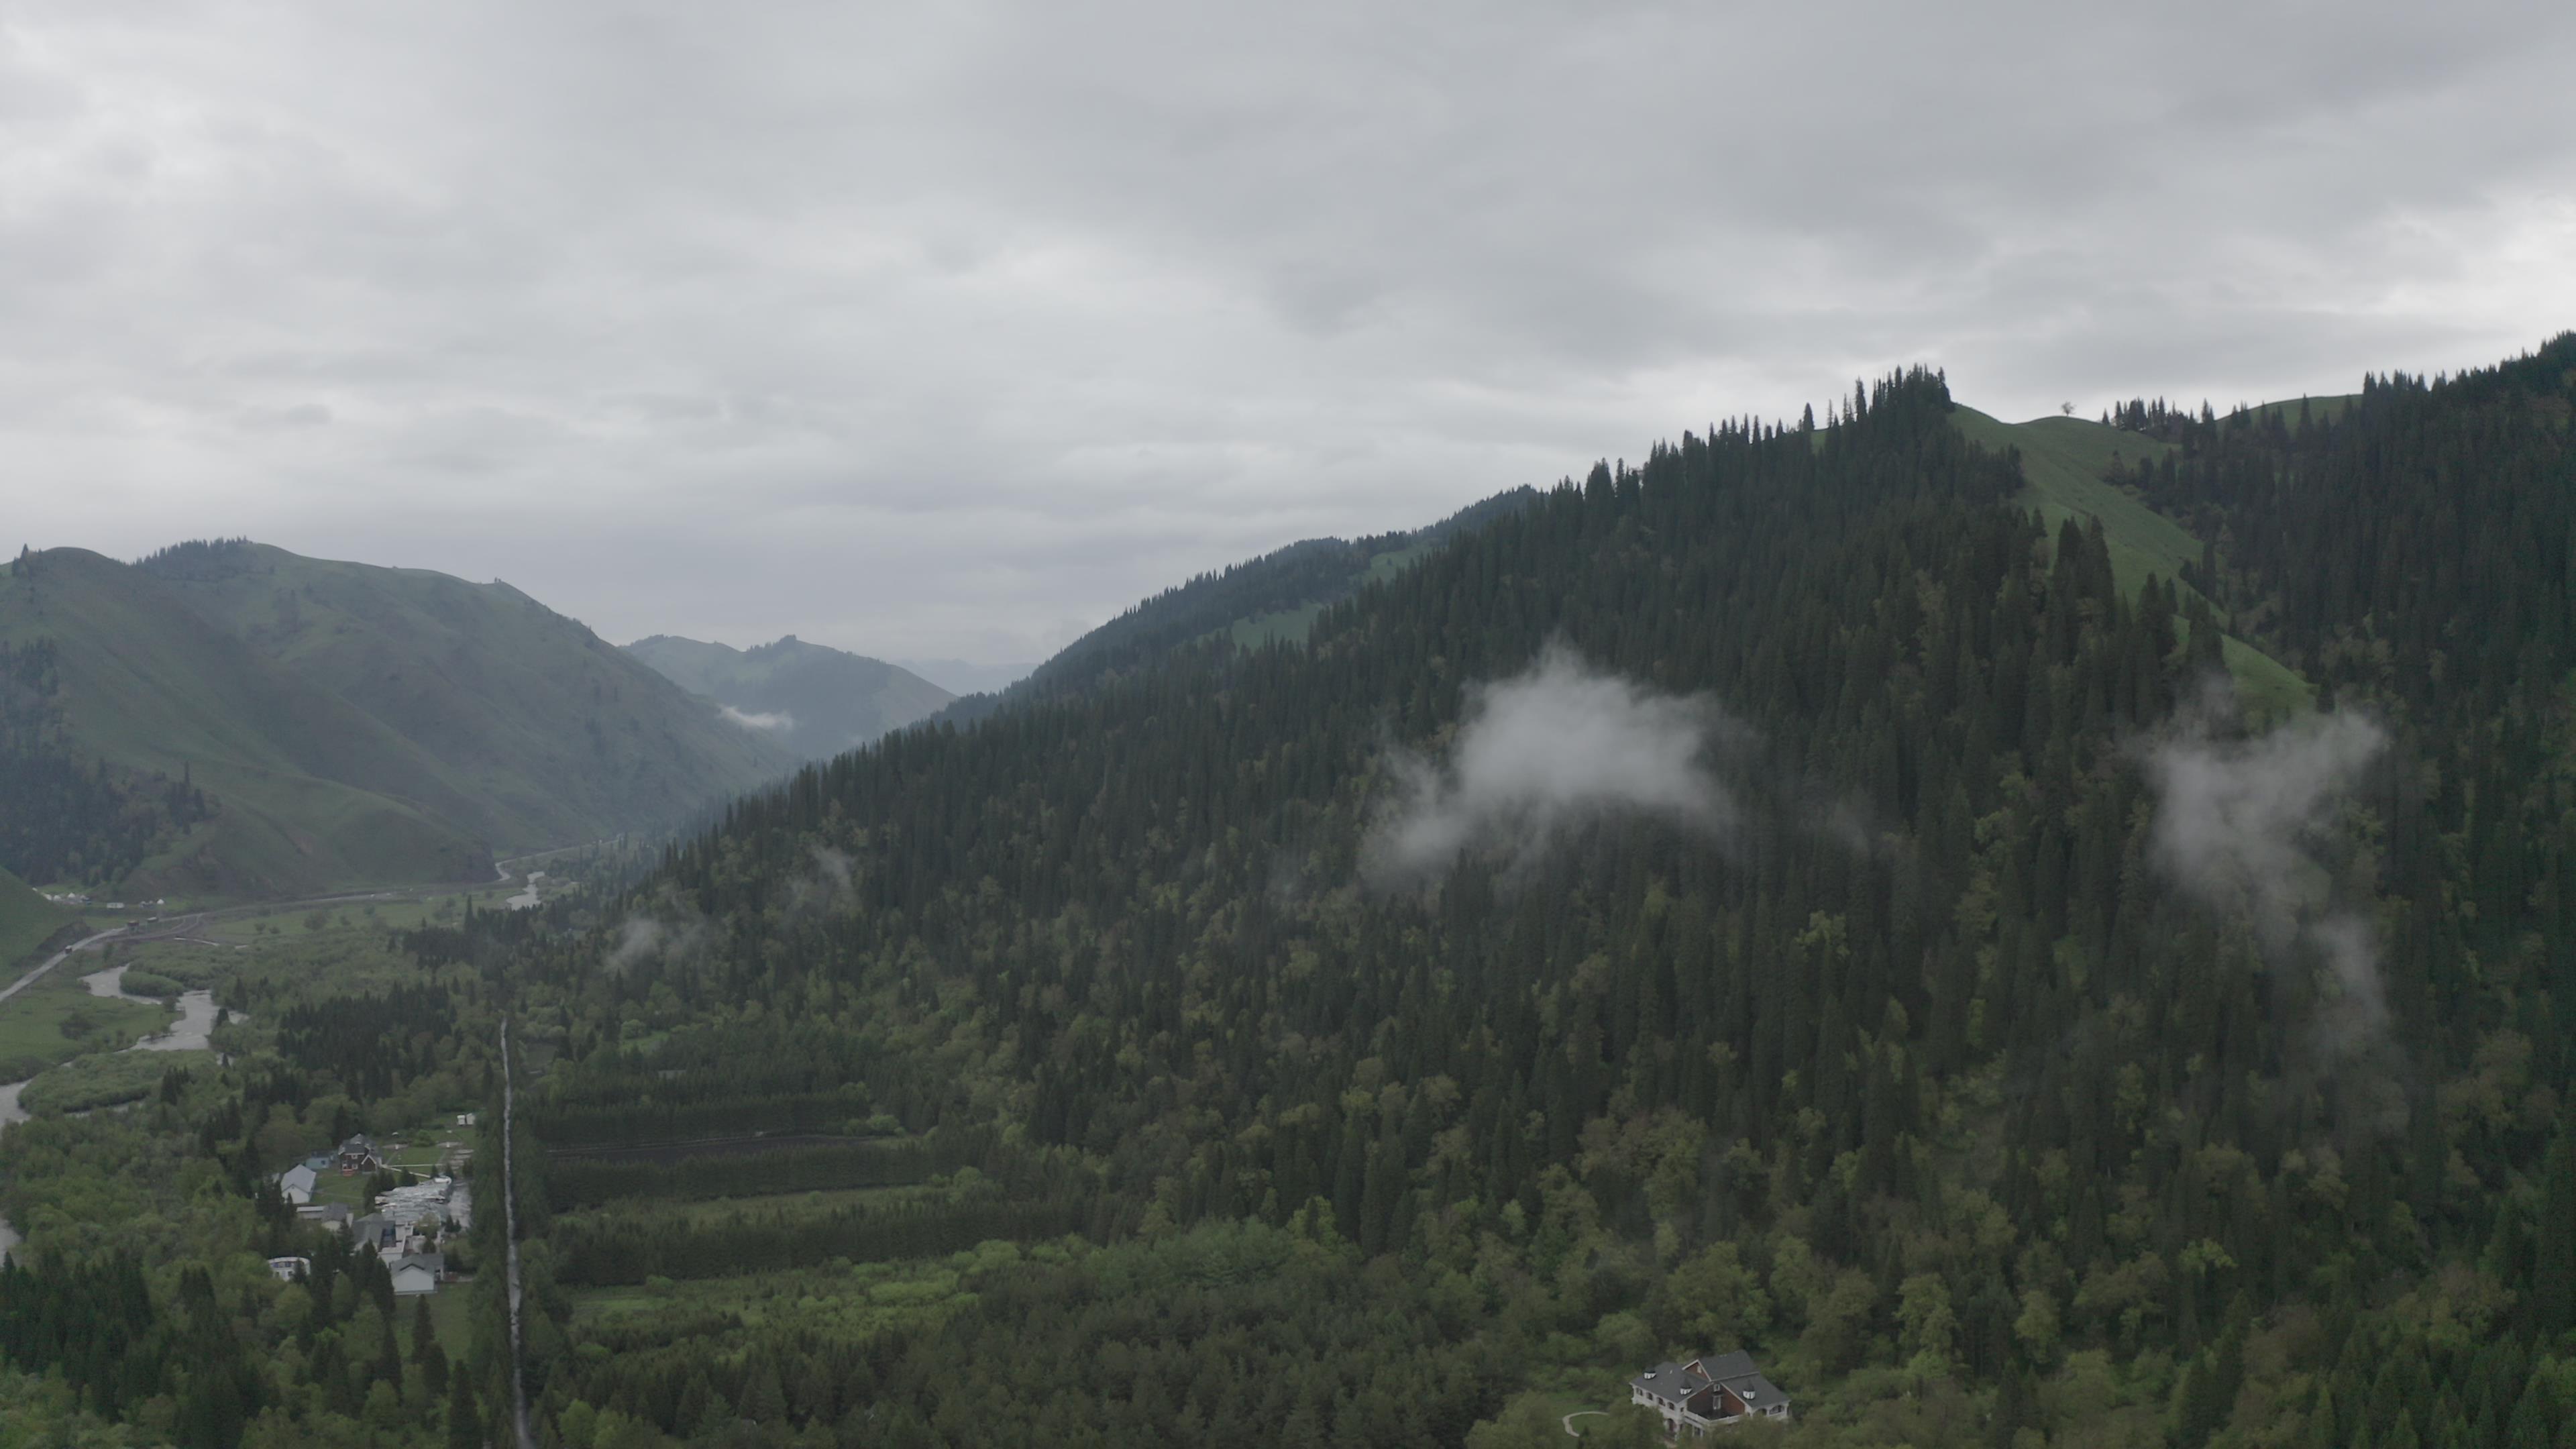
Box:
left=9, top=343, right=2576, bottom=1446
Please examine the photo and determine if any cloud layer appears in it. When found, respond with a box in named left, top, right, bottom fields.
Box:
left=5, top=2, right=2574, bottom=659
left=1367, top=645, right=1744, bottom=880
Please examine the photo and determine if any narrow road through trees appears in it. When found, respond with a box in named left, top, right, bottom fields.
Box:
left=500, top=1018, right=535, bottom=1449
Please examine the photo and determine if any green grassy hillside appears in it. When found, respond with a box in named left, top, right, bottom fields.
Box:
left=137, top=542, right=798, bottom=853
left=1, top=541, right=799, bottom=898
left=2233, top=392, right=2359, bottom=431
left=0, top=865, right=70, bottom=968
left=3, top=547, right=498, bottom=895
left=1953, top=406, right=2310, bottom=720
left=623, top=635, right=953, bottom=762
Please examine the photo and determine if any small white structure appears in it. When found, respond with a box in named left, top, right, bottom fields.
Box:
left=277, top=1163, right=319, bottom=1205
left=266, top=1256, right=311, bottom=1283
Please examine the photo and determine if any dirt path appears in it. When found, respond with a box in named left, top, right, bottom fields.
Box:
left=1564, top=1409, right=1609, bottom=1439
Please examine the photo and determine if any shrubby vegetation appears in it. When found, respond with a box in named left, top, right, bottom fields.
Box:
left=17, top=1049, right=213, bottom=1115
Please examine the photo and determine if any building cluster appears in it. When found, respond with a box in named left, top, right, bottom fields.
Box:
left=272, top=1134, right=474, bottom=1297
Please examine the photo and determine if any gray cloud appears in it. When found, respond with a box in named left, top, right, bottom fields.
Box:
left=718, top=705, right=795, bottom=734
left=1366, top=644, right=1746, bottom=882
left=2146, top=707, right=2390, bottom=1046
left=4, top=3, right=2573, bottom=660
left=604, top=910, right=708, bottom=976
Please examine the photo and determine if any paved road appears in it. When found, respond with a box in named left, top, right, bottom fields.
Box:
left=500, top=1018, right=536, bottom=1449
left=0, top=926, right=132, bottom=1008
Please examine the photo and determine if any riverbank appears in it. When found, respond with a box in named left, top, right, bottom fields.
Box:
left=0, top=961, right=230, bottom=1259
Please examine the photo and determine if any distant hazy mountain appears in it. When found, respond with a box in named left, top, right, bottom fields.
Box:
left=0, top=865, right=70, bottom=968
left=893, top=659, right=1036, bottom=696
left=928, top=485, right=1540, bottom=729
left=624, top=635, right=954, bottom=762
left=0, top=541, right=798, bottom=898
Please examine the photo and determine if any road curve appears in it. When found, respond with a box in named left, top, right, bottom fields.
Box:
left=1564, top=1409, right=1609, bottom=1439
left=0, top=927, right=131, bottom=1008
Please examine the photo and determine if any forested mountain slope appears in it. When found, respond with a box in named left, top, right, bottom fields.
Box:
left=930, top=485, right=1538, bottom=726
left=624, top=634, right=953, bottom=762
left=492, top=343, right=2576, bottom=1446
left=0, top=541, right=796, bottom=897
left=9, top=349, right=2569, bottom=1449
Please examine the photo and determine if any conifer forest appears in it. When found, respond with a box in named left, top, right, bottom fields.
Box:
left=6, top=341, right=2576, bottom=1448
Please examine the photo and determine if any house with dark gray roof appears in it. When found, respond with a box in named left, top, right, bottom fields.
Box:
left=1628, top=1350, right=1790, bottom=1438
left=389, top=1252, right=445, bottom=1297
left=294, top=1201, right=354, bottom=1232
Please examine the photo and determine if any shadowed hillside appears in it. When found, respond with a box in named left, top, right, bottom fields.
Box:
left=624, top=635, right=953, bottom=763
left=0, top=542, right=798, bottom=897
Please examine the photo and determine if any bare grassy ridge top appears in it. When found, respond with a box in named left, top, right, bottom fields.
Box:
left=1951, top=405, right=2312, bottom=721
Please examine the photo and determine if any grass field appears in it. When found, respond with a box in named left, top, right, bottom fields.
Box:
left=1952, top=405, right=2315, bottom=714
left=0, top=867, right=72, bottom=971
left=410, top=1287, right=476, bottom=1358
left=1218, top=540, right=1440, bottom=651
left=566, top=1236, right=1047, bottom=1339
left=3, top=541, right=794, bottom=903
left=1227, top=600, right=1331, bottom=649
left=0, top=969, right=174, bottom=1081
left=555, top=1183, right=940, bottom=1235
left=2231, top=393, right=2359, bottom=432
left=1952, top=407, right=2194, bottom=591
left=185, top=889, right=517, bottom=946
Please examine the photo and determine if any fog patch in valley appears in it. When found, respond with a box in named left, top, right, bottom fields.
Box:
left=720, top=706, right=796, bottom=733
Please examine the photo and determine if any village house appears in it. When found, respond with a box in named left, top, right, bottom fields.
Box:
left=276, top=1162, right=319, bottom=1205
left=352, top=1212, right=401, bottom=1254
left=335, top=1134, right=381, bottom=1173
left=1629, top=1351, right=1790, bottom=1438
left=389, top=1252, right=445, bottom=1297
left=294, top=1202, right=354, bottom=1233
left=266, top=1256, right=310, bottom=1283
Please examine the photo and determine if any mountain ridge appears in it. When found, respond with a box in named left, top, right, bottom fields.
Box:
left=0, top=540, right=797, bottom=898
left=622, top=633, right=954, bottom=763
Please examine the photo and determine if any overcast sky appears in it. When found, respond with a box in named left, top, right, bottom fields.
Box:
left=6, top=1, right=2573, bottom=664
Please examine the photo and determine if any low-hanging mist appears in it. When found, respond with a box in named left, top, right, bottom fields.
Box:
left=1364, top=644, right=1748, bottom=883
left=720, top=705, right=796, bottom=733
left=2145, top=706, right=2390, bottom=1046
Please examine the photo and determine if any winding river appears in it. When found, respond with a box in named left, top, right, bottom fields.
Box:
left=0, top=964, right=228, bottom=1259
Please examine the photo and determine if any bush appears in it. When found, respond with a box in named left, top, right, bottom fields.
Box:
left=116, top=970, right=184, bottom=1000
left=18, top=1050, right=215, bottom=1114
